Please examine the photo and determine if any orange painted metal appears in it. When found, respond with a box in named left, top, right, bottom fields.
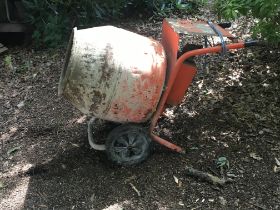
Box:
left=166, top=62, right=197, bottom=106
left=151, top=133, right=185, bottom=153
left=161, top=19, right=179, bottom=82
left=101, top=36, right=167, bottom=123
left=150, top=42, right=245, bottom=152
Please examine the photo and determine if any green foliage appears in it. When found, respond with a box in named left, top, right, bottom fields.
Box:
left=23, top=0, right=132, bottom=47
left=23, top=0, right=70, bottom=47
left=4, top=55, right=12, bottom=67
left=4, top=55, right=13, bottom=71
left=148, top=0, right=201, bottom=17
left=216, top=157, right=230, bottom=169
left=214, top=0, right=280, bottom=43
left=23, top=0, right=201, bottom=47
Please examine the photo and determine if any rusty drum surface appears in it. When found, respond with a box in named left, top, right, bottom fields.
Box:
left=58, top=26, right=166, bottom=123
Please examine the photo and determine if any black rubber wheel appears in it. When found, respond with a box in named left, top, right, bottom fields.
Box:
left=106, top=124, right=151, bottom=166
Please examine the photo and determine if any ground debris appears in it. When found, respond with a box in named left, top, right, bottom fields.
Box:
left=249, top=152, right=263, bottom=161
left=251, top=203, right=267, bottom=210
left=173, top=175, right=182, bottom=187
left=7, top=146, right=21, bottom=156
left=0, top=181, right=4, bottom=189
left=129, top=183, right=141, bottom=197
left=185, top=167, right=233, bottom=186
left=274, top=157, right=280, bottom=173
left=275, top=158, right=280, bottom=166
left=17, top=101, right=25, bottom=108
left=219, top=196, right=227, bottom=206
left=273, top=166, right=280, bottom=173
left=0, top=43, right=8, bottom=54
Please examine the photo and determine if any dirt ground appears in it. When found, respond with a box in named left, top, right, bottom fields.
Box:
left=1, top=15, right=280, bottom=210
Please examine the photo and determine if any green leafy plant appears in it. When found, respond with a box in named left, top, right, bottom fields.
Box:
left=216, top=157, right=230, bottom=170
left=22, top=0, right=203, bottom=47
left=23, top=0, right=70, bottom=47
left=214, top=0, right=280, bottom=43
left=4, top=55, right=13, bottom=71
left=148, top=0, right=201, bottom=17
left=22, top=0, right=136, bottom=47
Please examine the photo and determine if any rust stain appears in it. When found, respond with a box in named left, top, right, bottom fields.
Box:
left=116, top=41, right=165, bottom=122
left=149, top=38, right=165, bottom=57
left=63, top=83, right=86, bottom=113
left=100, top=44, right=114, bottom=88
left=89, top=90, right=106, bottom=112
left=67, top=84, right=83, bottom=104
left=98, top=39, right=166, bottom=123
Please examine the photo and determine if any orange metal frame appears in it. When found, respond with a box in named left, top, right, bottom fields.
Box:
left=149, top=19, right=245, bottom=153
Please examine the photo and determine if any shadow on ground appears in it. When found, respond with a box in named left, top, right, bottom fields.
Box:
left=1, top=44, right=279, bottom=210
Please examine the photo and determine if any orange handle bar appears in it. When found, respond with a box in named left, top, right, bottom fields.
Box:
left=149, top=41, right=259, bottom=152
left=150, top=42, right=245, bottom=131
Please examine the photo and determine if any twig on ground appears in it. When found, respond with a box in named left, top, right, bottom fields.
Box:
left=207, top=167, right=219, bottom=177
left=0, top=137, right=5, bottom=160
left=251, top=203, right=267, bottom=210
left=129, top=183, right=141, bottom=197
left=185, top=167, right=234, bottom=186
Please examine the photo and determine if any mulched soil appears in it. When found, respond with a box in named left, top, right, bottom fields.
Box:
left=1, top=10, right=280, bottom=210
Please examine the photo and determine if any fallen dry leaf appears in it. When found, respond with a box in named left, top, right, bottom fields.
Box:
left=173, top=175, right=182, bottom=187
left=275, top=158, right=280, bottom=166
left=219, top=196, right=227, bottom=206
left=178, top=201, right=184, bottom=206
left=249, top=153, right=263, bottom=161
left=7, top=146, right=21, bottom=156
left=173, top=175, right=179, bottom=184
left=0, top=181, right=4, bottom=189
left=17, top=101, right=25, bottom=108
left=273, top=166, right=280, bottom=173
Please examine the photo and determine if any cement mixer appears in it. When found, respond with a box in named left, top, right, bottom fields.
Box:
left=58, top=18, right=258, bottom=165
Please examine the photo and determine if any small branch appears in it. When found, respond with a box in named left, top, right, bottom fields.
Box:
left=129, top=183, right=141, bottom=197
left=185, top=167, right=233, bottom=186
left=251, top=203, right=267, bottom=210
left=207, top=167, right=219, bottom=177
